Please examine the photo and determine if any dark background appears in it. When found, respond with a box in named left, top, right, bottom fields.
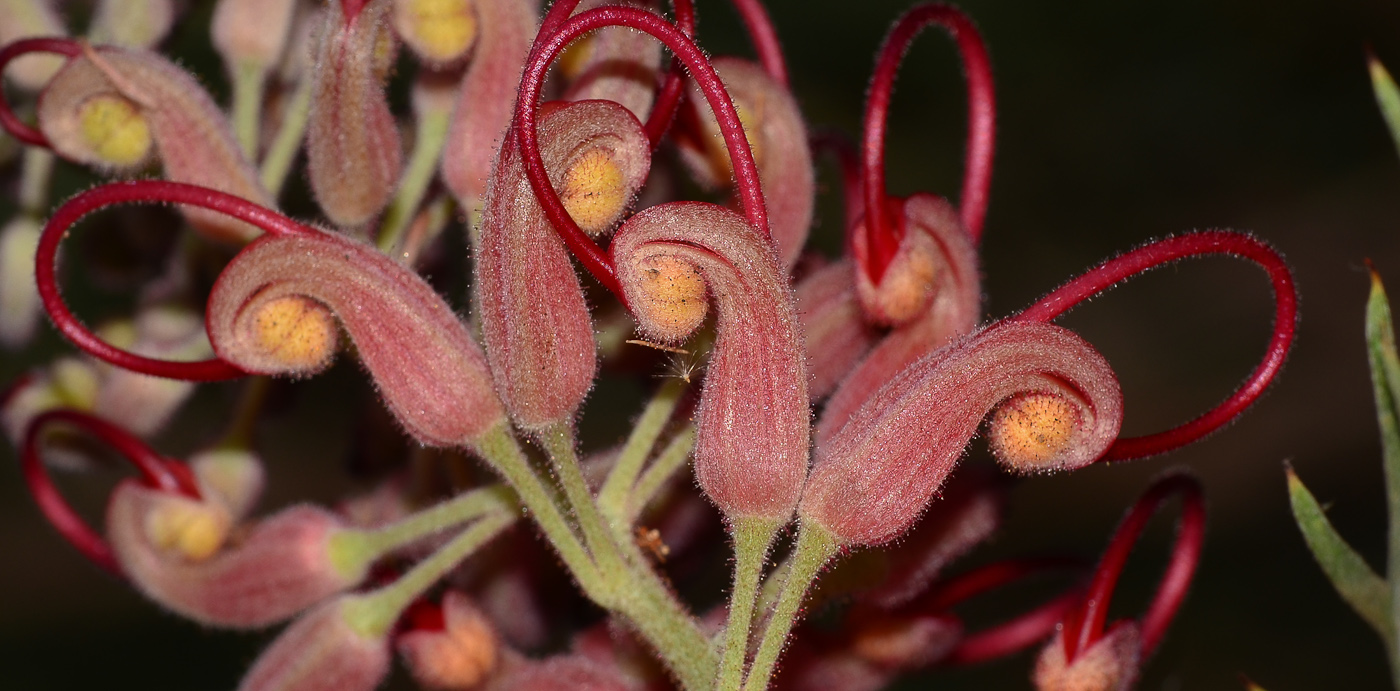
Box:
left=3, top=0, right=1400, bottom=688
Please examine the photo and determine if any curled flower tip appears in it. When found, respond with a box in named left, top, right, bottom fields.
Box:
left=1012, top=230, right=1297, bottom=462
left=1040, top=472, right=1206, bottom=690
left=36, top=181, right=325, bottom=382
left=209, top=228, right=506, bottom=446
left=393, top=0, right=478, bottom=66
left=237, top=597, right=391, bottom=691
left=861, top=2, right=996, bottom=267
left=988, top=391, right=1082, bottom=471
left=0, top=37, right=81, bottom=146
left=398, top=591, right=500, bottom=690
left=560, top=0, right=663, bottom=122
left=612, top=202, right=809, bottom=521
left=478, top=99, right=648, bottom=428
left=0, top=2, right=67, bottom=91
left=802, top=321, right=1122, bottom=547
left=851, top=195, right=977, bottom=328
left=20, top=408, right=199, bottom=576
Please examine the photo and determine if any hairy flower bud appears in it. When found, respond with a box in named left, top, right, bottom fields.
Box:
left=0, top=216, right=42, bottom=347
left=207, top=230, right=506, bottom=447
left=677, top=57, right=814, bottom=267
left=90, top=0, right=176, bottom=50
left=478, top=100, right=648, bottom=428
left=213, top=0, right=298, bottom=70
left=1033, top=624, right=1140, bottom=691
left=801, top=321, right=1122, bottom=547
left=795, top=260, right=880, bottom=401
left=36, top=46, right=274, bottom=243
left=440, top=0, right=537, bottom=211
left=398, top=591, right=499, bottom=690
left=560, top=0, right=662, bottom=121
left=819, top=194, right=980, bottom=443
left=392, top=0, right=478, bottom=66
left=108, top=483, right=361, bottom=628
left=0, top=0, right=65, bottom=90
left=612, top=202, right=810, bottom=521
left=237, top=597, right=392, bottom=691
left=306, top=0, right=403, bottom=228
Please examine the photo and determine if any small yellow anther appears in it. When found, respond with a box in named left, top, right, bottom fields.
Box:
left=77, top=94, right=152, bottom=167
left=635, top=256, right=708, bottom=342
left=560, top=147, right=628, bottom=235
left=989, top=392, right=1080, bottom=471
left=251, top=296, right=338, bottom=372
left=394, top=0, right=478, bottom=64
left=145, top=498, right=232, bottom=562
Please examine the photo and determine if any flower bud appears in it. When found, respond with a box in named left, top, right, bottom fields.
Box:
left=851, top=194, right=977, bottom=328
left=213, top=0, right=298, bottom=71
left=477, top=100, right=648, bottom=429
left=851, top=613, right=963, bottom=670
left=398, top=591, right=499, bottom=690
left=794, top=260, right=880, bottom=401
left=92, top=305, right=212, bottom=437
left=801, top=322, right=1122, bottom=547
left=305, top=0, right=403, bottom=228
left=37, top=46, right=274, bottom=243
left=0, top=0, right=66, bottom=90
left=108, top=482, right=362, bottom=628
left=190, top=448, right=265, bottom=522
left=0, top=216, right=42, bottom=347
left=440, top=0, right=537, bottom=210
left=560, top=0, right=662, bottom=121
left=492, top=655, right=632, bottom=691
left=392, top=0, right=478, bottom=66
left=676, top=57, right=814, bottom=267
left=207, top=230, right=506, bottom=447
left=237, top=597, right=392, bottom=691
left=989, top=392, right=1081, bottom=469
left=90, top=0, right=176, bottom=50
left=819, top=194, right=980, bottom=444
left=1032, top=624, right=1140, bottom=691
left=612, top=202, right=810, bottom=522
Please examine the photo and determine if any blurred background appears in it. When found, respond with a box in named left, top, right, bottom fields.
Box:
left=3, top=0, right=1400, bottom=688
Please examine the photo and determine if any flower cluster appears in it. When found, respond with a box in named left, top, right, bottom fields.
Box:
left=0, top=1, right=1296, bottom=690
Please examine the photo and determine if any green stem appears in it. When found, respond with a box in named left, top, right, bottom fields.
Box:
left=231, top=61, right=267, bottom=161
left=599, top=378, right=687, bottom=528
left=718, top=517, right=781, bottom=691
left=377, top=107, right=451, bottom=255
left=627, top=425, right=697, bottom=524
left=18, top=147, right=54, bottom=215
left=342, top=512, right=514, bottom=638
left=328, top=484, right=518, bottom=573
left=259, top=74, right=313, bottom=195
left=741, top=523, right=839, bottom=691
left=1367, top=273, right=1400, bottom=686
left=539, top=423, right=628, bottom=590
left=470, top=424, right=605, bottom=597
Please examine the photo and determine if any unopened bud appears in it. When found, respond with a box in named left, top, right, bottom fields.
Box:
left=238, top=597, right=391, bottom=691
left=90, top=0, right=176, bottom=50
left=0, top=0, right=66, bottom=90
left=852, top=195, right=974, bottom=328
left=630, top=255, right=708, bottom=342
left=75, top=94, right=153, bottom=169
left=0, top=216, right=42, bottom=347
left=560, top=0, right=662, bottom=120
left=560, top=147, right=631, bottom=236
left=213, top=0, right=298, bottom=70
left=398, top=591, right=499, bottom=690
left=249, top=296, right=339, bottom=373
left=393, top=0, right=478, bottom=66
left=990, top=392, right=1082, bottom=471
left=1033, top=625, right=1141, bottom=691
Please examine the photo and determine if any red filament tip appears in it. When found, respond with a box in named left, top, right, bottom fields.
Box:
left=0, top=37, right=82, bottom=147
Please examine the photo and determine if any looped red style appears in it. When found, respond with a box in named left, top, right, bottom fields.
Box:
left=0, top=37, right=82, bottom=147
left=1060, top=472, right=1205, bottom=662
left=37, top=180, right=315, bottom=381
left=861, top=3, right=996, bottom=282
left=21, top=408, right=201, bottom=576
left=1010, top=230, right=1297, bottom=462
left=516, top=5, right=769, bottom=301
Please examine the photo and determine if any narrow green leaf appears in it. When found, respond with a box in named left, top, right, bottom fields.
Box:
left=1372, top=56, right=1400, bottom=159
left=1286, top=466, right=1392, bottom=641
left=1365, top=268, right=1400, bottom=684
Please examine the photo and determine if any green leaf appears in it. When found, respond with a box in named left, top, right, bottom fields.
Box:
left=1286, top=465, right=1393, bottom=641
left=1373, top=55, right=1400, bottom=159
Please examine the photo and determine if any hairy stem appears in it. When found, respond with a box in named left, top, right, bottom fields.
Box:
left=626, top=425, right=696, bottom=524
left=329, top=484, right=518, bottom=571
left=377, top=106, right=451, bottom=255
left=540, top=423, right=628, bottom=595
left=259, top=74, right=313, bottom=195
left=742, top=523, right=838, bottom=691
left=600, top=378, right=687, bottom=528
left=231, top=61, right=266, bottom=160
left=718, top=517, right=780, bottom=691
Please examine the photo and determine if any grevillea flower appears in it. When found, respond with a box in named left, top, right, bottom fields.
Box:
left=236, top=597, right=392, bottom=691
left=559, top=0, right=664, bottom=121
left=397, top=591, right=501, bottom=690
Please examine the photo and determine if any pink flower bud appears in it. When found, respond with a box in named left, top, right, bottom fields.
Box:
left=207, top=229, right=506, bottom=446
left=560, top=0, right=662, bottom=121
left=850, top=613, right=963, bottom=671
left=0, top=0, right=65, bottom=90
left=212, top=0, right=298, bottom=70
left=306, top=0, right=403, bottom=228
left=612, top=202, right=809, bottom=522
left=107, top=482, right=361, bottom=628
left=794, top=260, right=880, bottom=402
left=801, top=321, right=1122, bottom=547
left=477, top=100, right=648, bottom=429
left=1032, top=624, right=1140, bottom=691
left=398, top=591, right=500, bottom=690
left=36, top=46, right=274, bottom=243
left=90, top=0, right=176, bottom=50
left=440, top=0, right=537, bottom=211
left=237, top=597, right=392, bottom=691
left=819, top=195, right=981, bottom=444
left=676, top=57, right=814, bottom=267
left=492, top=655, right=632, bottom=691
left=91, top=306, right=210, bottom=436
